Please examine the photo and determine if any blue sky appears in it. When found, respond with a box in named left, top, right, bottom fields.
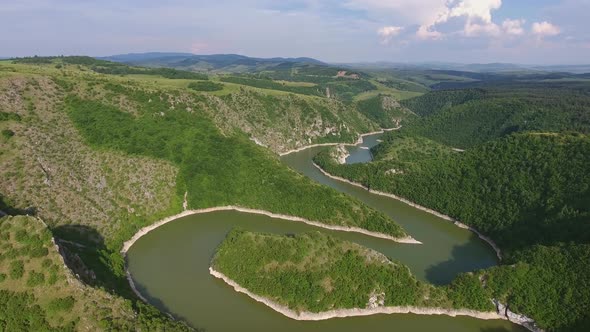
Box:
left=1, top=0, right=589, bottom=64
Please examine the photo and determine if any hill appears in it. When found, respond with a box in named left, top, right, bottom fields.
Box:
left=101, top=53, right=325, bottom=73
left=0, top=57, right=409, bottom=330
left=314, top=132, right=590, bottom=330
left=0, top=215, right=192, bottom=331
left=397, top=83, right=590, bottom=148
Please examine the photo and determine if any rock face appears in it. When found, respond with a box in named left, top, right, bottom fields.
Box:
left=367, top=291, right=385, bottom=309
left=331, top=145, right=350, bottom=164
left=494, top=300, right=543, bottom=332
left=385, top=168, right=404, bottom=176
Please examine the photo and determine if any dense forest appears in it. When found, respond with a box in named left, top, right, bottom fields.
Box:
left=397, top=84, right=590, bottom=148
left=314, top=132, right=590, bottom=330
left=212, top=229, right=498, bottom=313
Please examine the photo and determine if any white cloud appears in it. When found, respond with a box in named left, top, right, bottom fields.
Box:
left=415, top=0, right=503, bottom=39
left=345, top=0, right=505, bottom=39
left=502, top=19, right=525, bottom=36
left=377, top=25, right=403, bottom=44
left=448, top=0, right=502, bottom=24
left=378, top=26, right=403, bottom=37
left=532, top=21, right=561, bottom=38
left=416, top=25, right=443, bottom=40
left=464, top=22, right=500, bottom=37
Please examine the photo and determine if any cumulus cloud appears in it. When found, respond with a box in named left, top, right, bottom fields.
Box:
left=377, top=26, right=403, bottom=44
left=416, top=25, right=443, bottom=40
left=463, top=21, right=501, bottom=37
left=346, top=0, right=506, bottom=39
left=404, top=0, right=502, bottom=39
left=502, top=19, right=525, bottom=36
left=448, top=0, right=502, bottom=23
left=532, top=21, right=561, bottom=38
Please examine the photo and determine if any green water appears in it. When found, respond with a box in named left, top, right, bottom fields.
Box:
left=126, top=133, right=525, bottom=332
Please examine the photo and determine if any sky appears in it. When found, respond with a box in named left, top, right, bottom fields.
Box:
left=1, top=0, right=589, bottom=64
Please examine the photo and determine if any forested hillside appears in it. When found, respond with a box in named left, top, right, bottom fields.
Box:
left=398, top=84, right=590, bottom=148
left=314, top=132, right=590, bottom=330
left=354, top=94, right=416, bottom=128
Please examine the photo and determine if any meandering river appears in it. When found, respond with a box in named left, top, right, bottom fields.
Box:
left=126, top=133, right=525, bottom=332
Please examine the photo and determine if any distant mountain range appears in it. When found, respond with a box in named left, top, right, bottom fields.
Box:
left=98, top=53, right=326, bottom=73
left=344, top=61, right=590, bottom=74
left=4, top=52, right=587, bottom=74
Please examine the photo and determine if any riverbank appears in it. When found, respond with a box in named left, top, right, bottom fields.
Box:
left=121, top=205, right=420, bottom=254
left=312, top=163, right=502, bottom=260
left=279, top=127, right=401, bottom=156
left=209, top=267, right=504, bottom=321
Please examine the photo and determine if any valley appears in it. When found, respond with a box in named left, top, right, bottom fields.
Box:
left=1, top=55, right=588, bottom=332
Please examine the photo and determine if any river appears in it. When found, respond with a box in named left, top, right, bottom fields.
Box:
left=126, top=133, right=525, bottom=332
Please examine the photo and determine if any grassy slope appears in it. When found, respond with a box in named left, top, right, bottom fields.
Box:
left=212, top=229, right=496, bottom=313
left=204, top=89, right=378, bottom=152
left=0, top=215, right=191, bottom=331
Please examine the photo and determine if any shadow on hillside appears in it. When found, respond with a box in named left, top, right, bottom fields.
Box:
left=52, top=224, right=111, bottom=287
left=424, top=233, right=498, bottom=285
left=0, top=192, right=37, bottom=216
left=51, top=224, right=194, bottom=328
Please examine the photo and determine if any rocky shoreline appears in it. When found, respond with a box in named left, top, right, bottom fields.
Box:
left=209, top=268, right=504, bottom=321
left=121, top=205, right=419, bottom=254
left=210, top=268, right=542, bottom=331
left=279, top=127, right=401, bottom=156
left=312, top=163, right=502, bottom=260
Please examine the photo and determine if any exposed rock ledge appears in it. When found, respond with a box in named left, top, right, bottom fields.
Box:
left=494, top=300, right=544, bottom=332
left=331, top=144, right=350, bottom=164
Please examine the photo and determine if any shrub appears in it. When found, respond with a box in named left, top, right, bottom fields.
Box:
left=47, top=271, right=59, bottom=285
left=1, top=129, right=14, bottom=139
left=41, top=258, right=53, bottom=268
left=9, top=260, right=24, bottom=279
left=26, top=271, right=45, bottom=287
left=188, top=81, right=224, bottom=92
left=29, top=245, right=49, bottom=258
left=47, top=296, right=75, bottom=313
